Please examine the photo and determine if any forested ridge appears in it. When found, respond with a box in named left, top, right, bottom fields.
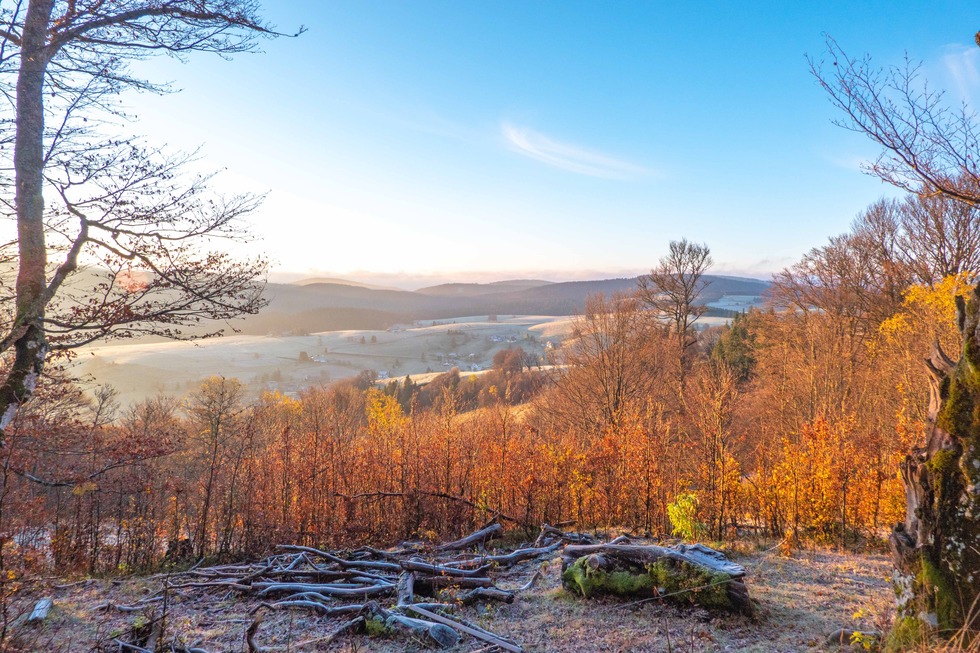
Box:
left=240, top=274, right=765, bottom=336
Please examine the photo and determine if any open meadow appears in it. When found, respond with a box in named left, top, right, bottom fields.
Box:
left=73, top=315, right=580, bottom=407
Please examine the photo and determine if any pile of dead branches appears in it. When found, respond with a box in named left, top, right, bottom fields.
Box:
left=110, top=522, right=591, bottom=652
left=104, top=522, right=752, bottom=652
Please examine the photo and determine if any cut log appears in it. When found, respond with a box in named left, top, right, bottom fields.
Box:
left=363, top=601, right=460, bottom=648
left=27, top=598, right=52, bottom=624
left=562, top=543, right=745, bottom=577
left=560, top=543, right=752, bottom=616
left=396, top=571, right=415, bottom=607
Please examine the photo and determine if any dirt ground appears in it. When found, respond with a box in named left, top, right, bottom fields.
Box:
left=7, top=543, right=893, bottom=652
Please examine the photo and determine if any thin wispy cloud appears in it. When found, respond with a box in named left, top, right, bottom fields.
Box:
left=942, top=44, right=980, bottom=107
left=502, top=123, right=654, bottom=180
left=825, top=152, right=868, bottom=172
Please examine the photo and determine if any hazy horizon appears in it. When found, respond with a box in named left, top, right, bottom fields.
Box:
left=267, top=266, right=776, bottom=291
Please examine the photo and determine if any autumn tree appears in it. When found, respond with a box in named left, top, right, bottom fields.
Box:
left=0, top=1, right=294, bottom=438
left=685, top=361, right=742, bottom=540
left=492, top=347, right=529, bottom=375
left=543, top=293, right=669, bottom=436
left=185, top=376, right=247, bottom=558
left=814, top=36, right=980, bottom=641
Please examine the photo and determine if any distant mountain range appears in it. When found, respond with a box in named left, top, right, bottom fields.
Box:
left=240, top=275, right=771, bottom=335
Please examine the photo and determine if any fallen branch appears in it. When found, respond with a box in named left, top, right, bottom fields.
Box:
left=459, top=587, right=515, bottom=605
left=534, top=523, right=598, bottom=547
left=258, top=600, right=366, bottom=616
left=517, top=569, right=542, bottom=592
left=415, top=575, right=494, bottom=590
left=318, top=616, right=365, bottom=647
left=451, top=542, right=561, bottom=569
left=402, top=558, right=492, bottom=577
left=436, top=523, right=503, bottom=552
left=245, top=613, right=266, bottom=653
left=112, top=639, right=152, bottom=653
left=253, top=581, right=395, bottom=598
left=277, top=544, right=401, bottom=572
left=406, top=604, right=523, bottom=652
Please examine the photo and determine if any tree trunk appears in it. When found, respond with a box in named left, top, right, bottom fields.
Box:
left=889, top=288, right=980, bottom=644
left=0, top=0, right=55, bottom=437
left=560, top=542, right=753, bottom=616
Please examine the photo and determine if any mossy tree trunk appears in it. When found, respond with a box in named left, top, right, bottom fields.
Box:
left=890, top=287, right=980, bottom=641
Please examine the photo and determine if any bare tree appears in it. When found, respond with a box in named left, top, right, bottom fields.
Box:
left=637, top=239, right=713, bottom=345
left=637, top=239, right=712, bottom=385
left=895, top=193, right=980, bottom=283
left=811, top=37, right=980, bottom=206
left=813, top=36, right=980, bottom=640
left=0, top=2, right=298, bottom=438
left=771, top=226, right=904, bottom=334
left=846, top=194, right=980, bottom=289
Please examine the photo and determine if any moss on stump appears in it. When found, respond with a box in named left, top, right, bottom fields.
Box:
left=560, top=543, right=752, bottom=615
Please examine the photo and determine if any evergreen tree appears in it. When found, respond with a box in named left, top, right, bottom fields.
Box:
left=711, top=312, right=755, bottom=381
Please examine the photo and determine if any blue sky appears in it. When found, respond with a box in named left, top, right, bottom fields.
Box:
left=123, top=1, right=980, bottom=287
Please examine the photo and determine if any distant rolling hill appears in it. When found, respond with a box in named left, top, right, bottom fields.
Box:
left=240, top=275, right=770, bottom=335
left=291, top=277, right=400, bottom=291
left=416, top=279, right=555, bottom=296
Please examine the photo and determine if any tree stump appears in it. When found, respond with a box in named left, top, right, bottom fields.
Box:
left=560, top=543, right=752, bottom=616
left=889, top=287, right=980, bottom=645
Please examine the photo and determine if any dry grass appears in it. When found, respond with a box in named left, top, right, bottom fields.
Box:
left=4, top=544, right=895, bottom=652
